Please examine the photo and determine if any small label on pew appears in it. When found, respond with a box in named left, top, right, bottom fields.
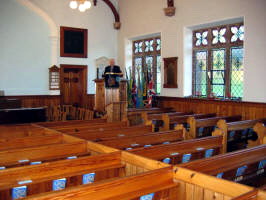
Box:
left=162, top=141, right=170, bottom=144
left=125, top=147, right=133, bottom=151
left=18, top=159, right=30, bottom=163
left=196, top=147, right=204, bottom=151
left=18, top=180, right=32, bottom=185
left=131, top=143, right=139, bottom=147
left=170, top=152, right=179, bottom=156
left=30, top=161, right=42, bottom=165
left=0, top=166, right=6, bottom=170
left=67, top=156, right=77, bottom=160
left=117, top=134, right=125, bottom=137
left=144, top=144, right=152, bottom=148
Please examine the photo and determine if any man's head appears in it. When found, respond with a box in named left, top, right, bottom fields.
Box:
left=109, top=58, right=115, bottom=66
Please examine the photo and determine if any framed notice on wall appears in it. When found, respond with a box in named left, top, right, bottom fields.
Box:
left=60, top=26, right=88, bottom=58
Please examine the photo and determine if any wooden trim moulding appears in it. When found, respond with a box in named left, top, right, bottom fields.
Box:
left=157, top=96, right=266, bottom=107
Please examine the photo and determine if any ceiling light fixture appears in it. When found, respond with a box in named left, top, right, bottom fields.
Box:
left=69, top=0, right=92, bottom=12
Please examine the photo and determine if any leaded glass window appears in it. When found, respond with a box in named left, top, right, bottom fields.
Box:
left=194, top=51, right=207, bottom=96
left=133, top=37, right=161, bottom=95
left=192, top=23, right=244, bottom=100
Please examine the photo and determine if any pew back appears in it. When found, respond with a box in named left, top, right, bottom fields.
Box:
left=97, top=130, right=184, bottom=150
left=129, top=136, right=223, bottom=164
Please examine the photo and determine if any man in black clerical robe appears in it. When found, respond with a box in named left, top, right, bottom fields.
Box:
left=102, top=59, right=123, bottom=88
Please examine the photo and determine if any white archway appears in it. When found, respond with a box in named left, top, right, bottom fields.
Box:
left=16, top=0, right=58, bottom=65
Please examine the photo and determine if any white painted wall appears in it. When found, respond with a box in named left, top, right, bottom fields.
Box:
left=0, top=0, right=51, bottom=95
left=0, top=0, right=118, bottom=95
left=117, top=0, right=266, bottom=102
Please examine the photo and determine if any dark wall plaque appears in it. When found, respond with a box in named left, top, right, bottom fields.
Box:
left=60, top=26, right=88, bottom=58
left=163, top=57, right=178, bottom=88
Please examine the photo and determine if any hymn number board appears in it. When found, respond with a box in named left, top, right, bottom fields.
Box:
left=60, top=26, right=88, bottom=58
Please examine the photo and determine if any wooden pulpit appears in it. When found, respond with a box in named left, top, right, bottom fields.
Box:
left=94, top=79, right=127, bottom=122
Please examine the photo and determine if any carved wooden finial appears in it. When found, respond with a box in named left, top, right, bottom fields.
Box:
left=164, top=0, right=176, bottom=17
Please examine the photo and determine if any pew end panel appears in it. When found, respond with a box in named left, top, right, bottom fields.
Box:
left=86, top=141, right=119, bottom=155
left=174, top=124, right=188, bottom=140
left=231, top=189, right=266, bottom=200
left=173, top=167, right=254, bottom=199
left=250, top=123, right=266, bottom=147
left=212, top=127, right=227, bottom=153
left=161, top=113, right=170, bottom=131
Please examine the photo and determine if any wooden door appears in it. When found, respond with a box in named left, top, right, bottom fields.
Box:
left=60, top=65, right=87, bottom=106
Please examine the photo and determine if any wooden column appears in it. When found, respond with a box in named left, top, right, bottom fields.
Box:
left=94, top=79, right=105, bottom=112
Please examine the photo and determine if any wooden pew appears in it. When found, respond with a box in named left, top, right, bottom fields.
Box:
left=97, top=129, right=185, bottom=150
left=173, top=167, right=261, bottom=200
left=127, top=107, right=175, bottom=126
left=128, top=136, right=223, bottom=164
left=0, top=124, right=43, bottom=135
left=179, top=145, right=266, bottom=189
left=0, top=132, right=63, bottom=151
left=0, top=136, right=88, bottom=168
left=1, top=146, right=179, bottom=200
left=66, top=125, right=154, bottom=142
left=0, top=152, right=126, bottom=200
left=62, top=124, right=150, bottom=134
left=141, top=111, right=192, bottom=124
left=50, top=121, right=128, bottom=133
left=15, top=151, right=262, bottom=200
left=142, top=111, right=193, bottom=131
left=231, top=190, right=266, bottom=200
left=213, top=119, right=266, bottom=152
left=187, top=115, right=242, bottom=139
left=162, top=113, right=217, bottom=131
left=36, top=118, right=107, bottom=128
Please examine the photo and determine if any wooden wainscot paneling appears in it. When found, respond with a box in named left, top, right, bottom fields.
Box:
left=3, top=94, right=95, bottom=109
left=158, top=97, right=266, bottom=120
left=4, top=95, right=60, bottom=108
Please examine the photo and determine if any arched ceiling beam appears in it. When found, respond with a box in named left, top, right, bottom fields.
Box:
left=94, top=0, right=121, bottom=29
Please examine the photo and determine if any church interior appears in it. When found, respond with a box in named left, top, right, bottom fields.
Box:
left=0, top=0, right=266, bottom=199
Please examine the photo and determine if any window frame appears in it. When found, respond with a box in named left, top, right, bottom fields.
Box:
left=132, top=36, right=161, bottom=94
left=192, top=22, right=244, bottom=99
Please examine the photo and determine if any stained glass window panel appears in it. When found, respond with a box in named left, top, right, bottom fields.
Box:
left=156, top=55, right=161, bottom=94
left=195, top=31, right=208, bottom=46
left=156, top=39, right=161, bottom=51
left=211, top=49, right=225, bottom=97
left=230, top=47, right=244, bottom=98
left=145, top=40, right=154, bottom=52
left=212, top=85, right=225, bottom=97
left=145, top=56, right=153, bottom=72
left=212, top=28, right=226, bottom=44
left=212, top=71, right=225, bottom=84
left=212, top=49, right=225, bottom=70
left=134, top=57, right=142, bottom=81
left=134, top=42, right=143, bottom=54
left=231, top=25, right=244, bottom=42
left=194, top=51, right=207, bottom=96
